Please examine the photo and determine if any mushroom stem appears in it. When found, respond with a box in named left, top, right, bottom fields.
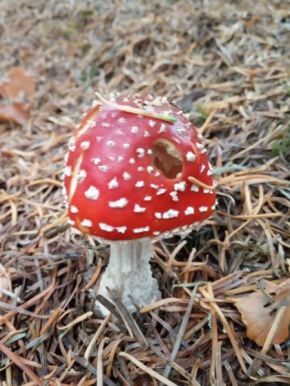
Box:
left=95, top=239, right=160, bottom=315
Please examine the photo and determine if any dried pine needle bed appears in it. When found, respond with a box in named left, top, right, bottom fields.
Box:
left=0, top=0, right=290, bottom=385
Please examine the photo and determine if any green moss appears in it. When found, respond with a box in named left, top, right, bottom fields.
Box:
left=81, top=65, right=100, bottom=83
left=271, top=125, right=290, bottom=157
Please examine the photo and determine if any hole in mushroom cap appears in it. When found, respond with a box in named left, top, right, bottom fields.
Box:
left=151, top=139, right=183, bottom=179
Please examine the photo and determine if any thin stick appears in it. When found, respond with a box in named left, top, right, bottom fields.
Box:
left=162, top=281, right=206, bottom=381
left=95, top=93, right=177, bottom=123
left=118, top=352, right=176, bottom=386
left=188, top=176, right=216, bottom=190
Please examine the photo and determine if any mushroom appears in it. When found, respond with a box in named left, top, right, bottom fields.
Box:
left=63, top=93, right=216, bottom=314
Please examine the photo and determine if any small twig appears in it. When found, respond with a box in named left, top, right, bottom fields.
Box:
left=95, top=92, right=177, bottom=123
left=107, top=288, right=148, bottom=347
left=119, top=352, right=176, bottom=386
left=162, top=281, right=206, bottom=381
left=188, top=176, right=216, bottom=190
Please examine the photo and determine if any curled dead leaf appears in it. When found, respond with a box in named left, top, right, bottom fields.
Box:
left=235, top=279, right=290, bottom=347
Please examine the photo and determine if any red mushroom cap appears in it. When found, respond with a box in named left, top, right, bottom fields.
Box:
left=63, top=94, right=216, bottom=241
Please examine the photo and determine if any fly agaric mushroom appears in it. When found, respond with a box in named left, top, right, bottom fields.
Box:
left=63, top=93, right=216, bottom=314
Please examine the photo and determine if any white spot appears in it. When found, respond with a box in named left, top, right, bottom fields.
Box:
left=163, top=110, right=172, bottom=115
left=163, top=209, right=179, bottom=219
left=119, top=117, right=126, bottom=123
left=158, top=124, right=166, bottom=133
left=147, top=149, right=153, bottom=155
left=98, top=165, right=108, bottom=172
left=106, top=141, right=115, bottom=147
left=147, top=166, right=154, bottom=173
left=123, top=143, right=130, bottom=149
left=133, top=227, right=150, bottom=233
left=200, top=164, right=206, bottom=173
left=174, top=181, right=186, bottom=191
left=203, top=189, right=213, bottom=194
left=68, top=219, right=75, bottom=225
left=144, top=196, right=152, bottom=201
left=123, top=172, right=131, bottom=180
left=102, top=122, right=110, bottom=127
left=209, top=163, right=213, bottom=170
left=68, top=137, right=76, bottom=147
left=123, top=97, right=129, bottom=102
left=129, top=158, right=135, bottom=164
left=150, top=184, right=159, bottom=189
left=116, top=226, right=127, bottom=233
left=155, top=213, right=162, bottom=219
left=69, top=145, right=76, bottom=152
left=71, top=205, right=78, bottom=213
left=81, top=219, right=92, bottom=227
left=99, top=223, right=114, bottom=232
left=116, top=129, right=123, bottom=135
left=157, top=188, right=167, bottom=195
left=118, top=156, right=124, bottom=162
left=85, top=186, right=100, bottom=200
left=78, top=170, right=87, bottom=182
left=135, top=181, right=145, bottom=188
left=144, top=131, right=150, bottom=137
left=134, top=204, right=146, bottom=213
left=64, top=166, right=72, bottom=176
left=191, top=185, right=199, bottom=192
left=131, top=126, right=139, bottom=133
left=173, top=138, right=180, bottom=143
left=136, top=148, right=145, bottom=158
left=186, top=152, right=196, bottom=162
left=170, top=192, right=179, bottom=201
left=211, top=204, right=216, bottom=210
left=199, top=206, right=208, bottom=212
left=207, top=170, right=212, bottom=176
left=185, top=207, right=194, bottom=215
left=149, top=120, right=156, bottom=127
left=108, top=156, right=115, bottom=162
left=109, top=198, right=128, bottom=208
left=108, top=178, right=119, bottom=189
left=96, top=137, right=102, bottom=142
left=92, top=100, right=100, bottom=107
left=184, top=113, right=190, bottom=119
left=153, top=231, right=161, bottom=236
left=64, top=152, right=69, bottom=163
left=196, top=143, right=204, bottom=150
left=177, top=110, right=183, bottom=115
left=92, top=158, right=101, bottom=165
left=198, top=134, right=204, bottom=140
left=201, top=148, right=207, bottom=154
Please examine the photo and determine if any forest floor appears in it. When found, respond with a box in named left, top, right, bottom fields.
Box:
left=0, top=0, right=290, bottom=385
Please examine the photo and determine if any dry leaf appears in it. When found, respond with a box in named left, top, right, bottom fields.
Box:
left=0, top=102, right=29, bottom=126
left=235, top=280, right=290, bottom=346
left=0, top=67, right=34, bottom=101
left=0, top=67, right=34, bottom=125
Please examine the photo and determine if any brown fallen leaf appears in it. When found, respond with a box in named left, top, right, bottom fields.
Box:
left=0, top=67, right=34, bottom=125
left=235, top=279, right=290, bottom=346
left=0, top=67, right=34, bottom=101
left=0, top=102, right=29, bottom=126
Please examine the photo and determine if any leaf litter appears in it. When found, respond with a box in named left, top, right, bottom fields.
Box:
left=0, top=0, right=290, bottom=385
